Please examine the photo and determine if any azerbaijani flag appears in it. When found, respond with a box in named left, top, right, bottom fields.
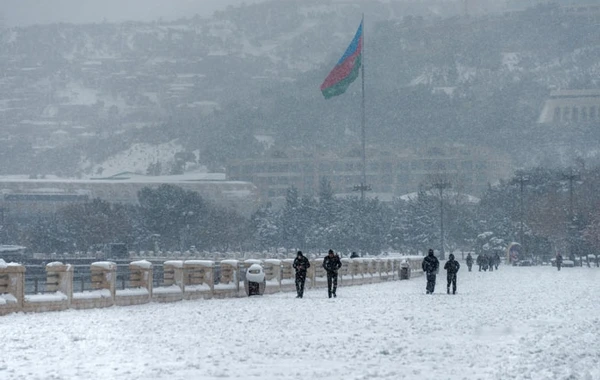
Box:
left=320, top=20, right=363, bottom=99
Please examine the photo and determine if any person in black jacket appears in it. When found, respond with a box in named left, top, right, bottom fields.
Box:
left=293, top=251, right=310, bottom=298
left=323, top=249, right=342, bottom=298
left=421, top=249, right=440, bottom=294
left=444, top=253, right=460, bottom=294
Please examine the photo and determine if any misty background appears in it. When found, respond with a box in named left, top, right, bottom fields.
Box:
left=1, top=0, right=599, bottom=258
left=0, top=0, right=264, bottom=26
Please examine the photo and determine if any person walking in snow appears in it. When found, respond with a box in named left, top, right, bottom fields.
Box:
left=421, top=249, right=440, bottom=294
left=487, top=253, right=494, bottom=272
left=323, top=249, right=342, bottom=298
left=444, top=253, right=460, bottom=294
left=493, top=252, right=501, bottom=270
left=466, top=253, right=474, bottom=272
left=555, top=252, right=563, bottom=271
left=293, top=250, right=310, bottom=298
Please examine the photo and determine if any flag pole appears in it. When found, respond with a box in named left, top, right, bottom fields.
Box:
left=360, top=13, right=367, bottom=201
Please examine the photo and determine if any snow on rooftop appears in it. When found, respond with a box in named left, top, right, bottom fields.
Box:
left=0, top=245, right=26, bottom=253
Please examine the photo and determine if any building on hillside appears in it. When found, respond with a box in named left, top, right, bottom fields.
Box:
left=0, top=173, right=260, bottom=220
left=538, top=89, right=600, bottom=124
left=226, top=146, right=511, bottom=204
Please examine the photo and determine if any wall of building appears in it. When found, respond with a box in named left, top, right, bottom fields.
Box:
left=0, top=174, right=261, bottom=219
left=227, top=146, right=511, bottom=201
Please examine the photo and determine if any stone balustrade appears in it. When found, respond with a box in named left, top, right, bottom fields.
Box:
left=183, top=260, right=214, bottom=300
left=0, top=256, right=424, bottom=315
left=263, top=259, right=281, bottom=294
left=0, top=262, right=25, bottom=316
left=22, top=262, right=73, bottom=313
left=72, top=261, right=116, bottom=309
left=214, top=260, right=239, bottom=298
left=115, top=260, right=153, bottom=306
left=153, top=260, right=184, bottom=303
left=280, top=259, right=295, bottom=291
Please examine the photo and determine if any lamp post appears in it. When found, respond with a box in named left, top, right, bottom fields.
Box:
left=511, top=172, right=529, bottom=256
left=180, top=211, right=194, bottom=252
left=562, top=169, right=580, bottom=263
left=432, top=180, right=451, bottom=260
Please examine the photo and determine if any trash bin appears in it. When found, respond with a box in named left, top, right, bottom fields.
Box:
left=244, top=264, right=266, bottom=296
left=399, top=261, right=411, bottom=280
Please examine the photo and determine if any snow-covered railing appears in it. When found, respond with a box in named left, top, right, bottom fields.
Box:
left=183, top=260, right=214, bottom=300
left=0, top=256, right=424, bottom=316
left=115, top=260, right=153, bottom=306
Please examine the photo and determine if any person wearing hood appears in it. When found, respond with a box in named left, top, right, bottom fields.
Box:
left=421, top=249, right=440, bottom=294
left=293, top=250, right=310, bottom=298
left=444, top=253, right=460, bottom=294
left=323, top=249, right=342, bottom=298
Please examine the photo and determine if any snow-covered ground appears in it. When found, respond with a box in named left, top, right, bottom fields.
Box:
left=1, top=265, right=599, bottom=380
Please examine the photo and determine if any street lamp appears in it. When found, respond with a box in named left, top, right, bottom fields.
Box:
left=431, top=180, right=451, bottom=260
left=562, top=168, right=580, bottom=263
left=181, top=211, right=194, bottom=252
left=510, top=172, right=529, bottom=255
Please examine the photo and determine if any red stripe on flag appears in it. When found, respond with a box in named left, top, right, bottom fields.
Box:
left=320, top=39, right=362, bottom=91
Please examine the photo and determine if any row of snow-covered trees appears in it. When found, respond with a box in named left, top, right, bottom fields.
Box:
left=252, top=165, right=600, bottom=260
left=6, top=165, right=600, bottom=259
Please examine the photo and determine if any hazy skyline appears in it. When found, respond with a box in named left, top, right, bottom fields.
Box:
left=0, top=0, right=266, bottom=27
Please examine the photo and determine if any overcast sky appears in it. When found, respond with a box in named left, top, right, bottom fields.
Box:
left=0, top=0, right=266, bottom=27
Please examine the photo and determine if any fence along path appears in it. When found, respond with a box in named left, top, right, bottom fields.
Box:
left=0, top=256, right=424, bottom=315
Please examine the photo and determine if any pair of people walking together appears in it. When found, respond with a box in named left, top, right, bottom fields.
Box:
left=421, top=249, right=460, bottom=294
left=293, top=249, right=342, bottom=298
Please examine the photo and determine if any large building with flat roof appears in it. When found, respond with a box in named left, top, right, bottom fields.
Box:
left=538, top=89, right=600, bottom=125
left=0, top=172, right=261, bottom=220
left=227, top=146, right=511, bottom=202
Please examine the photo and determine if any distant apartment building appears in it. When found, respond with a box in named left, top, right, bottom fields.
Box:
left=227, top=146, right=511, bottom=202
left=538, top=89, right=600, bottom=124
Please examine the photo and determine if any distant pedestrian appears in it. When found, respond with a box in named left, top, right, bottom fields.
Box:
left=323, top=249, right=342, bottom=298
left=444, top=253, right=460, bottom=294
left=293, top=250, right=310, bottom=298
left=493, top=252, right=501, bottom=270
left=556, top=253, right=563, bottom=271
left=487, top=254, right=494, bottom=272
left=421, top=249, right=440, bottom=294
left=466, top=253, right=474, bottom=272
left=350, top=251, right=359, bottom=259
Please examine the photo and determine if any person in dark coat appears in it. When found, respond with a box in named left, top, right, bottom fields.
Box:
left=466, top=253, right=474, bottom=272
left=556, top=252, right=563, bottom=271
left=444, top=253, right=460, bottom=294
left=421, top=249, right=440, bottom=294
left=323, top=249, right=342, bottom=298
left=293, top=250, right=310, bottom=298
left=493, top=252, right=501, bottom=270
